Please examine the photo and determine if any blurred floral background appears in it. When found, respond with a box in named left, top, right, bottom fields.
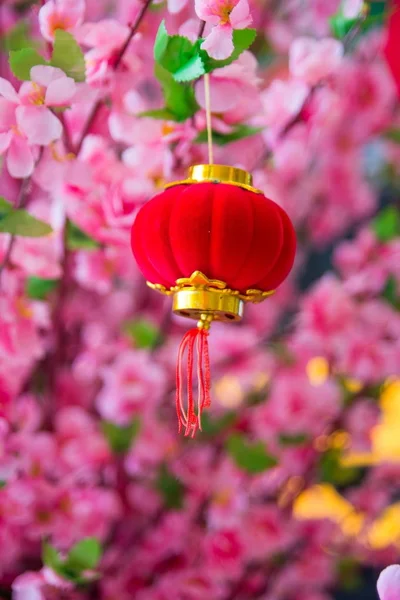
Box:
left=0, top=0, right=400, bottom=598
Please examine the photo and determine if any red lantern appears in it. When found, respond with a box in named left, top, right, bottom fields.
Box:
left=131, top=165, right=296, bottom=436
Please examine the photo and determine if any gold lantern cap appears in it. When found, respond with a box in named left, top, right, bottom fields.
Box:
left=165, top=164, right=262, bottom=194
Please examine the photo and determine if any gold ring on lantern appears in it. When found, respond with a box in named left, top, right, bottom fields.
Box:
left=164, top=164, right=263, bottom=195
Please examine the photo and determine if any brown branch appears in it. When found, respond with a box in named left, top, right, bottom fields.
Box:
left=74, top=0, right=154, bottom=156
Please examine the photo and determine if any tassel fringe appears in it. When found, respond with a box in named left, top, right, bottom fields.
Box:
left=176, top=315, right=212, bottom=437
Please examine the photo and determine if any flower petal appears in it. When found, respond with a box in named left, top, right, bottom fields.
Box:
left=7, top=136, right=35, bottom=178
left=0, top=131, right=12, bottom=154
left=168, top=0, right=188, bottom=13
left=16, top=106, right=62, bottom=145
left=45, top=76, right=76, bottom=106
left=30, top=65, right=65, bottom=88
left=0, top=78, right=19, bottom=104
left=0, top=98, right=17, bottom=132
left=201, top=24, right=234, bottom=60
left=230, top=0, right=252, bottom=29
left=195, top=0, right=220, bottom=24
left=378, top=565, right=400, bottom=600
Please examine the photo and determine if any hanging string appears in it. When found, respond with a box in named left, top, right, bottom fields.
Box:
left=204, top=73, right=214, bottom=165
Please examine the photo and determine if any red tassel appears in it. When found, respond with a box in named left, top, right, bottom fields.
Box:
left=176, top=316, right=212, bottom=437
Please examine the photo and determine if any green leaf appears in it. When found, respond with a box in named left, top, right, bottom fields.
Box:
left=3, top=21, right=34, bottom=52
left=66, top=221, right=100, bottom=250
left=0, top=197, right=13, bottom=219
left=66, top=538, right=102, bottom=571
left=101, top=419, right=140, bottom=454
left=154, top=20, right=169, bottom=64
left=156, top=464, right=185, bottom=509
left=154, top=63, right=199, bottom=121
left=373, top=205, right=400, bottom=242
left=51, top=30, right=86, bottom=82
left=203, top=28, right=257, bottom=71
left=279, top=433, right=310, bottom=446
left=42, top=542, right=63, bottom=573
left=382, top=276, right=400, bottom=310
left=227, top=434, right=278, bottom=474
left=385, top=129, right=400, bottom=144
left=26, top=276, right=59, bottom=300
left=319, top=448, right=362, bottom=487
left=123, top=319, right=160, bottom=349
left=201, top=412, right=237, bottom=436
left=330, top=13, right=358, bottom=38
left=138, top=108, right=178, bottom=120
left=195, top=125, right=262, bottom=146
left=154, top=22, right=206, bottom=82
left=9, top=47, right=48, bottom=80
left=0, top=210, right=53, bottom=237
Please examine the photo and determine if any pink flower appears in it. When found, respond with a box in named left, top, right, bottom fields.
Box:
left=76, top=20, right=130, bottom=83
left=204, top=529, right=244, bottom=577
left=289, top=37, right=343, bottom=85
left=196, top=0, right=252, bottom=60
left=342, top=0, right=364, bottom=18
left=96, top=350, right=166, bottom=425
left=0, top=79, right=35, bottom=178
left=0, top=65, right=76, bottom=178
left=39, top=0, right=85, bottom=42
left=261, top=79, right=309, bottom=130
left=378, top=565, right=400, bottom=600
left=12, top=571, right=44, bottom=600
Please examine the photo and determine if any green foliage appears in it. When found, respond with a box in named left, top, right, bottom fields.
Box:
left=154, top=23, right=205, bottom=81
left=195, top=125, right=262, bottom=146
left=26, top=276, right=59, bottom=300
left=337, top=557, right=363, bottom=591
left=202, top=28, right=257, bottom=70
left=200, top=411, right=237, bottom=436
left=42, top=538, right=102, bottom=584
left=9, top=47, right=48, bottom=80
left=153, top=63, right=199, bottom=122
left=66, top=221, right=100, bottom=250
left=382, top=276, right=400, bottom=310
left=123, top=318, right=161, bottom=349
left=50, top=30, right=86, bottom=82
left=0, top=197, right=53, bottom=237
left=319, top=448, right=362, bottom=487
left=156, top=464, right=185, bottom=509
left=384, top=129, right=400, bottom=144
left=2, top=21, right=35, bottom=52
left=372, top=205, right=400, bottom=242
left=9, top=30, right=85, bottom=82
left=226, top=434, right=278, bottom=474
left=67, top=538, right=102, bottom=571
left=330, top=1, right=387, bottom=39
left=154, top=22, right=256, bottom=83
left=279, top=433, right=310, bottom=446
left=101, top=419, right=141, bottom=454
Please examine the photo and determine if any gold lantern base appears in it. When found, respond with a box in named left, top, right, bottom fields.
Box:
left=173, top=288, right=244, bottom=322
left=147, top=271, right=275, bottom=324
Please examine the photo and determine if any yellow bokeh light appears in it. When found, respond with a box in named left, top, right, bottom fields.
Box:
left=214, top=375, right=244, bottom=408
left=367, top=503, right=400, bottom=549
left=306, top=357, right=329, bottom=386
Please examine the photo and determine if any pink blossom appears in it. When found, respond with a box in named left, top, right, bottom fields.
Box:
left=12, top=571, right=44, bottom=600
left=96, top=350, right=166, bottom=425
left=289, top=37, right=344, bottom=85
left=39, top=0, right=85, bottom=42
left=76, top=20, right=130, bottom=83
left=378, top=565, right=400, bottom=600
left=196, top=0, right=252, bottom=60
left=261, top=79, right=309, bottom=130
left=342, top=0, right=364, bottom=18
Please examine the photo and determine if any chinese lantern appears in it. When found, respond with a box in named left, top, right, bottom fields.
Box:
left=131, top=164, right=296, bottom=437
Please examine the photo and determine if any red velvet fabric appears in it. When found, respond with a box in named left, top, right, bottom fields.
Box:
left=131, top=182, right=296, bottom=293
left=384, top=1, right=400, bottom=97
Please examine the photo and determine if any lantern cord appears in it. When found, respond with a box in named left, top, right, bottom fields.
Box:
left=204, top=73, right=214, bottom=164
left=176, top=316, right=212, bottom=437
